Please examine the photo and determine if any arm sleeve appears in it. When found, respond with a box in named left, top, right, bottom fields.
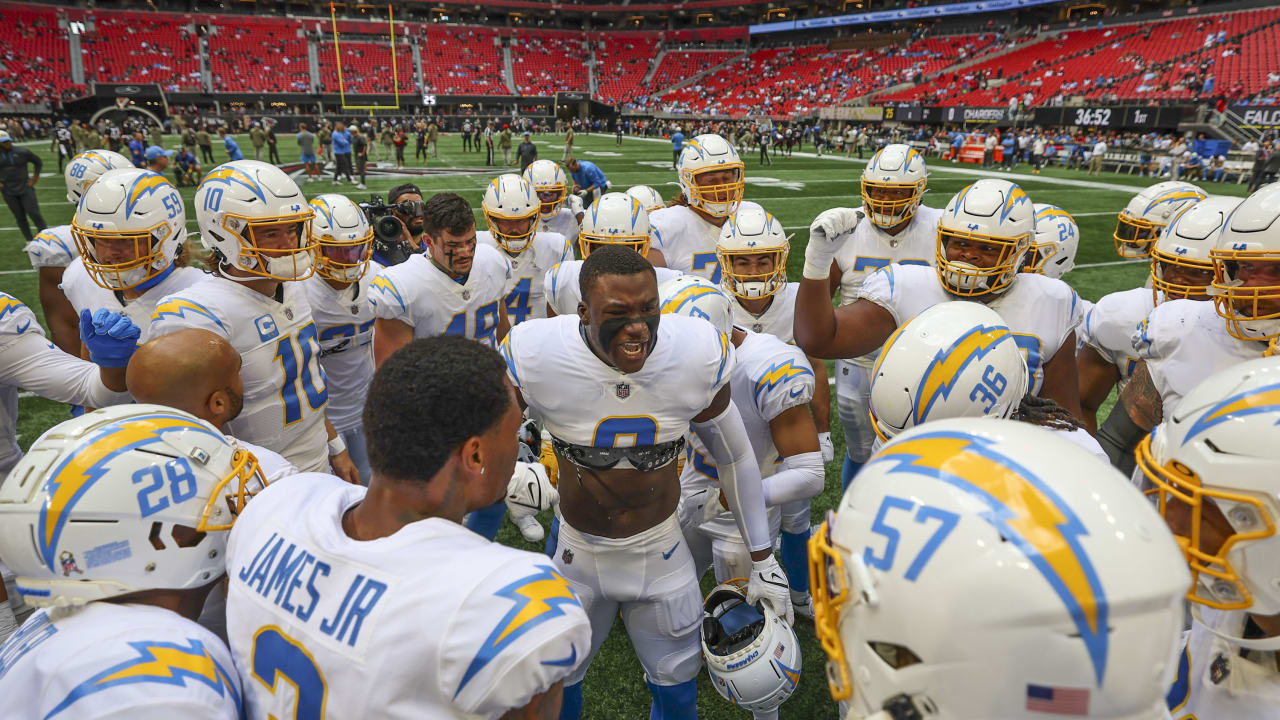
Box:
left=0, top=333, right=130, bottom=408
left=690, top=402, right=772, bottom=552
left=763, top=451, right=824, bottom=506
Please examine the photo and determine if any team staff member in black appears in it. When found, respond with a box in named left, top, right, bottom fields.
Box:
left=0, top=130, right=45, bottom=244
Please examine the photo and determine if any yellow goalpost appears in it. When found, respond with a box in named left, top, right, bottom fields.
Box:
left=330, top=2, right=400, bottom=110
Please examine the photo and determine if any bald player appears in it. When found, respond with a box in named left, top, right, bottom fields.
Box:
left=127, top=328, right=298, bottom=484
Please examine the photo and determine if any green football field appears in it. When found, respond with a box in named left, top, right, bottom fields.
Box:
left=1, top=131, right=1253, bottom=718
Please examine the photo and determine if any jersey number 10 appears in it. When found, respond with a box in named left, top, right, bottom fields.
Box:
left=274, top=324, right=328, bottom=425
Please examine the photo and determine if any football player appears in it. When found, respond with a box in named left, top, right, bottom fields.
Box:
left=811, top=144, right=940, bottom=491
left=647, top=133, right=745, bottom=280
left=810, top=418, right=1190, bottom=719
left=545, top=192, right=683, bottom=317
left=869, top=301, right=1103, bottom=458
left=1024, top=204, right=1081, bottom=280
left=795, top=178, right=1084, bottom=426
left=1112, top=180, right=1206, bottom=259
left=1097, top=186, right=1278, bottom=471
left=63, top=168, right=205, bottom=331
left=1079, top=195, right=1233, bottom=432
left=524, top=159, right=583, bottom=242
left=662, top=276, right=823, bottom=636
left=144, top=160, right=359, bottom=482
left=370, top=192, right=512, bottom=364
left=23, top=148, right=131, bottom=354
left=478, top=174, right=573, bottom=326
left=224, top=336, right=591, bottom=719
left=0, top=405, right=261, bottom=719
left=1139, top=357, right=1280, bottom=719
left=302, top=194, right=378, bottom=485
left=715, top=203, right=831, bottom=617
left=501, top=246, right=790, bottom=719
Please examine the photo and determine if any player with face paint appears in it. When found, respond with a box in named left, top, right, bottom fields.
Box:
left=499, top=245, right=790, bottom=720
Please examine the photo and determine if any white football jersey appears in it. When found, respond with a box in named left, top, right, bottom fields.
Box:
left=369, top=246, right=510, bottom=348
left=502, top=313, right=731, bottom=446
left=1166, top=608, right=1280, bottom=719
left=1134, top=299, right=1265, bottom=419
left=61, top=260, right=205, bottom=326
left=145, top=277, right=330, bottom=473
left=649, top=204, right=724, bottom=282
left=543, top=261, right=683, bottom=317
left=731, top=282, right=799, bottom=343
left=0, top=293, right=131, bottom=480
left=538, top=207, right=580, bottom=246
left=225, top=473, right=591, bottom=720
left=477, top=230, right=572, bottom=325
left=237, top=438, right=298, bottom=485
left=833, top=205, right=941, bottom=303
left=0, top=603, right=243, bottom=720
left=681, top=331, right=814, bottom=540
left=24, top=224, right=78, bottom=269
left=302, top=271, right=377, bottom=433
left=1081, top=287, right=1154, bottom=388
left=858, top=263, right=1084, bottom=394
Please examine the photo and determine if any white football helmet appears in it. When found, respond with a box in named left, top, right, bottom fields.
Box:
left=936, top=179, right=1035, bottom=297
left=1139, top=356, right=1280, bottom=635
left=522, top=159, right=569, bottom=218
left=1151, top=195, right=1240, bottom=303
left=677, top=134, right=745, bottom=218
left=625, top=184, right=665, bottom=213
left=1025, top=204, right=1079, bottom=279
left=1113, top=180, right=1205, bottom=259
left=64, top=149, right=131, bottom=205
left=869, top=302, right=1029, bottom=442
left=1210, top=183, right=1280, bottom=343
left=811, top=418, right=1190, bottom=718
left=309, top=193, right=373, bottom=283
left=195, top=160, right=315, bottom=280
left=702, top=579, right=802, bottom=712
left=579, top=192, right=650, bottom=258
left=861, top=144, right=928, bottom=229
left=70, top=168, right=186, bottom=291
left=717, top=201, right=789, bottom=300
left=0, top=405, right=266, bottom=608
left=659, top=274, right=734, bottom=336
left=481, top=174, right=540, bottom=254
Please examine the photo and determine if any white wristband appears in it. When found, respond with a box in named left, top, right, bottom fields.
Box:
left=327, top=435, right=347, bottom=457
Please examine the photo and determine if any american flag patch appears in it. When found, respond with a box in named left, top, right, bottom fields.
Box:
left=1025, top=684, right=1089, bottom=715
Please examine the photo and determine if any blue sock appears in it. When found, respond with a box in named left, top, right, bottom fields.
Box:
left=559, top=681, right=584, bottom=720
left=780, top=529, right=810, bottom=594
left=464, top=500, right=505, bottom=541
left=544, top=516, right=560, bottom=558
left=646, top=678, right=697, bottom=720
left=841, top=455, right=862, bottom=492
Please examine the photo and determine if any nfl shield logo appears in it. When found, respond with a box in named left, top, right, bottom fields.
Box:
left=350, top=305, right=359, bottom=315
left=462, top=289, right=471, bottom=301
left=752, top=323, right=763, bottom=333
left=284, top=308, right=294, bottom=321
left=561, top=548, right=574, bottom=565
left=615, top=383, right=631, bottom=399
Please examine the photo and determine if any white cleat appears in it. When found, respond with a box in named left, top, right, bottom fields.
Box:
left=790, top=591, right=814, bottom=620
left=514, top=514, right=545, bottom=543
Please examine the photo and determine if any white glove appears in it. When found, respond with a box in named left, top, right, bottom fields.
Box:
left=567, top=193, right=584, bottom=215
left=505, top=462, right=558, bottom=520
left=748, top=555, right=794, bottom=625
left=677, top=487, right=726, bottom=531
left=818, top=432, right=835, bottom=464
left=803, top=208, right=863, bottom=280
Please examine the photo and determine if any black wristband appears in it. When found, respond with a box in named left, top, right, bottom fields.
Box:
left=1096, top=404, right=1147, bottom=475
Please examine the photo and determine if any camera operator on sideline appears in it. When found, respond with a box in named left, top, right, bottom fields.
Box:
left=361, top=183, right=427, bottom=267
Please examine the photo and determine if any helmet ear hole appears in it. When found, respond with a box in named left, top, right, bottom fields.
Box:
left=868, top=641, right=922, bottom=670
left=149, top=522, right=166, bottom=551
left=171, top=524, right=207, bottom=549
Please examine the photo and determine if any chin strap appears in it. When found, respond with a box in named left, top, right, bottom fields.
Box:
left=1191, top=604, right=1280, bottom=651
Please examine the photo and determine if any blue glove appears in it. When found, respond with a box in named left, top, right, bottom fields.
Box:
left=79, top=308, right=141, bottom=368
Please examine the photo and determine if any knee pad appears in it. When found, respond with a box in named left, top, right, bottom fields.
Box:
left=625, top=584, right=703, bottom=685
left=779, top=500, right=810, bottom=534
left=834, top=361, right=875, bottom=463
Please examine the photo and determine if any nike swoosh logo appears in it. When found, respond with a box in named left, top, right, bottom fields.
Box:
left=788, top=387, right=804, bottom=399
left=662, top=542, right=680, bottom=560
left=15, top=321, right=30, bottom=334
left=541, top=644, right=578, bottom=667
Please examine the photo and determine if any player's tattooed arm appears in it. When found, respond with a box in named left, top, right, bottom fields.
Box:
left=1097, top=360, right=1160, bottom=473
left=1119, top=360, right=1162, bottom=430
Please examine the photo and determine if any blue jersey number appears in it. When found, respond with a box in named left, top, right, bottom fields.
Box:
left=318, top=319, right=375, bottom=354
left=1011, top=333, right=1043, bottom=391
left=68, top=163, right=87, bottom=179
left=251, top=626, right=327, bottom=720
left=968, top=363, right=1009, bottom=413
left=505, top=277, right=533, bottom=325
left=692, top=252, right=721, bottom=284
left=162, top=192, right=182, bottom=219
left=444, top=300, right=502, bottom=347
left=274, top=323, right=328, bottom=426
left=862, top=494, right=960, bottom=582
left=593, top=416, right=658, bottom=448
left=132, top=457, right=199, bottom=517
